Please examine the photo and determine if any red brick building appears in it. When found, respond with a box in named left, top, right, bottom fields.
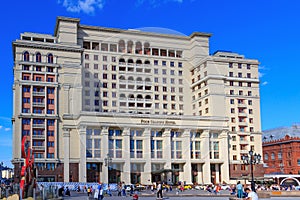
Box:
left=263, top=125, right=300, bottom=175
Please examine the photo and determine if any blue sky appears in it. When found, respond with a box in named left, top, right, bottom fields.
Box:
left=0, top=0, right=300, bottom=167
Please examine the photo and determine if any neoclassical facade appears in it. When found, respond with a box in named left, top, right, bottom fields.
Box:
left=12, top=17, right=263, bottom=184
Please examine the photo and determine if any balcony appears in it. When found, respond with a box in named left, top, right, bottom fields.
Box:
left=32, top=124, right=45, bottom=128
left=32, top=146, right=45, bottom=151
left=32, top=134, right=45, bottom=139
left=239, top=140, right=249, bottom=145
left=239, top=122, right=248, bottom=126
left=238, top=112, right=247, bottom=117
left=33, top=91, right=45, bottom=96
left=240, top=149, right=248, bottom=154
left=33, top=102, right=45, bottom=107
left=238, top=103, right=247, bottom=108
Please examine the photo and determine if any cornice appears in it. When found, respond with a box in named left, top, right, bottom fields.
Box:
left=13, top=40, right=83, bottom=53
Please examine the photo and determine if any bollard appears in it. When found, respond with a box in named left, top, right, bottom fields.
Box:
left=19, top=188, right=22, bottom=200
left=33, top=188, right=36, bottom=200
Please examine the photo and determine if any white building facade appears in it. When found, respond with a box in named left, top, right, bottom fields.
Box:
left=12, top=17, right=263, bottom=184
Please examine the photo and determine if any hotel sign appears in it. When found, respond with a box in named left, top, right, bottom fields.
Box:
left=140, top=119, right=176, bottom=125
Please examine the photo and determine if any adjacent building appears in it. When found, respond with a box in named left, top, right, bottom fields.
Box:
left=12, top=17, right=263, bottom=184
left=263, top=124, right=300, bottom=175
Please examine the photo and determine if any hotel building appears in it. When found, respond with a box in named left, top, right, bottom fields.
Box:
left=12, top=17, right=263, bottom=184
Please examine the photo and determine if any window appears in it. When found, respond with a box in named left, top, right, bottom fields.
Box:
left=230, top=99, right=234, bottom=104
left=36, top=53, right=41, bottom=62
left=162, top=61, right=166, bottom=66
left=238, top=63, right=242, bottom=69
left=229, top=63, right=233, bottom=68
left=271, top=152, right=275, bottom=160
left=178, top=71, right=183, bottom=76
left=247, top=82, right=252, bottom=87
left=265, top=154, right=269, bottom=161
left=47, top=54, right=53, bottom=63
left=233, top=155, right=237, bottom=160
left=103, top=56, right=107, bottom=61
left=247, top=73, right=251, bottom=78
left=247, top=64, right=251, bottom=69
left=178, top=62, right=182, bottom=67
left=248, top=100, right=253, bottom=105
left=232, top=136, right=236, bottom=141
left=229, top=72, right=233, bottom=77
left=278, top=152, right=282, bottom=160
left=23, top=51, right=30, bottom=61
left=232, top=145, right=237, bottom=150
left=154, top=60, right=158, bottom=65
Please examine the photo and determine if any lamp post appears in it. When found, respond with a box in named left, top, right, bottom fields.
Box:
left=104, top=153, right=112, bottom=183
left=241, top=150, right=261, bottom=192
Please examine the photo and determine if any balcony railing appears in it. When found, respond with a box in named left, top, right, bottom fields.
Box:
left=32, top=146, right=45, bottom=150
left=32, top=124, right=45, bottom=128
left=33, top=102, right=45, bottom=107
left=32, top=134, right=45, bottom=139
left=33, top=91, right=45, bottom=96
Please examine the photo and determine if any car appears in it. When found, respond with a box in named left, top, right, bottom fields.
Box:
left=135, top=184, right=146, bottom=191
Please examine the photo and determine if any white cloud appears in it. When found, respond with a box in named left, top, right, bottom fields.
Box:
left=4, top=128, right=11, bottom=132
left=258, top=72, right=264, bottom=78
left=0, top=126, right=2, bottom=130
left=262, top=81, right=268, bottom=86
left=59, top=0, right=104, bottom=14
left=136, top=0, right=184, bottom=7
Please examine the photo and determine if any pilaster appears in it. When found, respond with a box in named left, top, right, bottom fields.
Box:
left=182, top=129, right=192, bottom=184
left=220, top=130, right=230, bottom=183
left=122, top=127, right=131, bottom=184
left=201, top=130, right=211, bottom=184
left=63, top=128, right=70, bottom=182
left=79, top=125, right=86, bottom=182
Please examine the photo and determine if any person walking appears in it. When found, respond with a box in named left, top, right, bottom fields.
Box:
left=236, top=181, right=243, bottom=198
left=157, top=181, right=163, bottom=199
left=245, top=187, right=258, bottom=200
left=117, top=183, right=122, bottom=196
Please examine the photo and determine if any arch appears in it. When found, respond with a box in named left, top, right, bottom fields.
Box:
left=119, top=75, right=125, bottom=80
left=128, top=94, right=135, bottom=98
left=47, top=53, right=53, bottom=63
left=119, top=93, right=126, bottom=98
left=136, top=94, right=143, bottom=99
left=144, top=42, right=150, bottom=55
left=135, top=41, right=142, bottom=54
left=119, top=58, right=125, bottom=63
left=36, top=52, right=41, bottom=62
left=136, top=77, right=143, bottom=82
left=128, top=59, right=134, bottom=64
left=23, top=51, right=30, bottom=61
left=144, top=60, right=150, bottom=64
left=127, top=41, right=133, bottom=53
left=280, top=177, right=300, bottom=186
left=128, top=76, right=134, bottom=81
left=145, top=95, right=151, bottom=99
left=136, top=59, right=142, bottom=64
left=145, top=77, right=151, bottom=82
left=118, top=40, right=125, bottom=53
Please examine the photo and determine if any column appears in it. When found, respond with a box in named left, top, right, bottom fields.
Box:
left=142, top=128, right=151, bottom=185
left=220, top=130, right=230, bottom=183
left=101, top=126, right=109, bottom=183
left=79, top=126, right=86, bottom=182
left=215, top=164, right=220, bottom=183
left=200, top=130, right=211, bottom=184
left=122, top=127, right=131, bottom=184
left=63, top=85, right=70, bottom=114
left=163, top=129, right=171, bottom=170
left=182, top=129, right=192, bottom=184
left=63, top=128, right=70, bottom=182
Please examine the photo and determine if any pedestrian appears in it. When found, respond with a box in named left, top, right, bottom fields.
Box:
left=157, top=181, right=163, bottom=199
left=117, top=183, right=122, bottom=196
left=87, top=186, right=91, bottom=196
left=237, top=181, right=243, bottom=198
left=122, top=181, right=126, bottom=196
left=244, top=187, right=258, bottom=200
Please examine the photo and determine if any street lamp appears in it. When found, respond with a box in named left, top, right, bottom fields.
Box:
left=241, top=150, right=261, bottom=192
left=104, top=153, right=112, bottom=183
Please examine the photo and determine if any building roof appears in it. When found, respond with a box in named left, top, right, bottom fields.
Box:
left=262, top=124, right=300, bottom=142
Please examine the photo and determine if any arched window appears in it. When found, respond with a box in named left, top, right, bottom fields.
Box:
left=127, top=41, right=133, bottom=53
left=47, top=53, right=53, bottom=63
left=145, top=78, right=151, bottom=82
left=119, top=75, right=125, bottom=80
left=136, top=77, right=143, bottom=82
left=137, top=94, right=143, bottom=99
left=145, top=95, right=151, bottom=99
left=120, top=93, right=126, bottom=98
left=135, top=41, right=142, bottom=54
left=128, top=76, right=134, bottom=81
left=36, top=52, right=41, bottom=62
left=144, top=42, right=150, bottom=55
left=23, top=51, right=30, bottom=61
left=128, top=94, right=135, bottom=98
left=271, top=153, right=275, bottom=160
left=118, top=40, right=125, bottom=53
left=144, top=60, right=150, bottom=65
left=264, top=153, right=268, bottom=160
left=136, top=59, right=142, bottom=65
left=119, top=58, right=125, bottom=63
left=128, top=59, right=134, bottom=64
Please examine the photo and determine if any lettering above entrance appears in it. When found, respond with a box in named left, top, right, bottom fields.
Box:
left=140, top=119, right=176, bottom=125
